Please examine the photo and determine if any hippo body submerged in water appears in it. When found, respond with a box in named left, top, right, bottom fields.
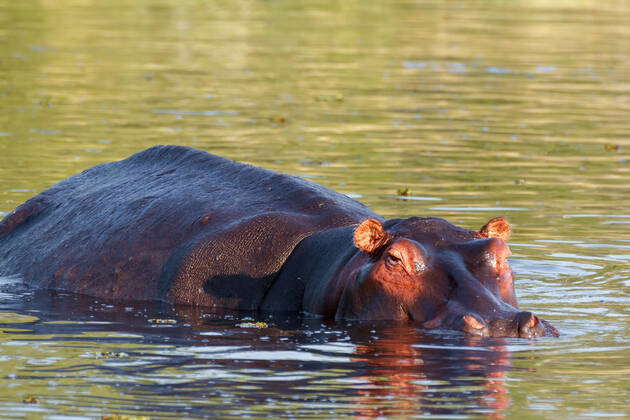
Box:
left=0, top=146, right=557, bottom=338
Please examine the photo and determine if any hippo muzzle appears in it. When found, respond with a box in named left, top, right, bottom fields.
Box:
left=424, top=308, right=559, bottom=339
left=418, top=243, right=560, bottom=338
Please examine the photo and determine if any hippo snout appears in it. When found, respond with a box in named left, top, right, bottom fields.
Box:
left=430, top=310, right=559, bottom=338
left=517, top=312, right=560, bottom=338
left=457, top=311, right=559, bottom=338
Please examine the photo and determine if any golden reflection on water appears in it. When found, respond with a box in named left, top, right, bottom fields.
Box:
left=1, top=0, right=629, bottom=418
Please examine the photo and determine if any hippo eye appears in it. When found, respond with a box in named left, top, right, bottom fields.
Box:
left=385, top=252, right=402, bottom=265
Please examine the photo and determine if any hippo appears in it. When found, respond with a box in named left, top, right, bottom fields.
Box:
left=0, top=145, right=558, bottom=338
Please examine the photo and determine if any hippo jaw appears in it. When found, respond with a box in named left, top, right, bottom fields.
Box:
left=338, top=217, right=559, bottom=338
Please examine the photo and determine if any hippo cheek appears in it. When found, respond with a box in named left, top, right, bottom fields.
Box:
left=335, top=264, right=424, bottom=322
left=405, top=294, right=448, bottom=324
left=333, top=267, right=404, bottom=321
left=334, top=287, right=410, bottom=321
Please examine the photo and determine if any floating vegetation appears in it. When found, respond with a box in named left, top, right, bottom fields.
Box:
left=148, top=318, right=177, bottom=324
left=99, top=351, right=129, bottom=359
left=396, top=187, right=411, bottom=197
left=269, top=116, right=286, bottom=124
left=237, top=321, right=268, bottom=328
left=22, top=395, right=39, bottom=404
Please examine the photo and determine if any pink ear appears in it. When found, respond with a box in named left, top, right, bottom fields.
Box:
left=354, top=218, right=391, bottom=254
left=479, top=217, right=511, bottom=241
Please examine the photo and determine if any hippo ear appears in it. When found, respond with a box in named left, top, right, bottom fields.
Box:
left=479, top=217, right=511, bottom=241
left=354, top=218, right=392, bottom=254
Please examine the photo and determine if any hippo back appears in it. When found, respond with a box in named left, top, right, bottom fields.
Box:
left=0, top=145, right=378, bottom=309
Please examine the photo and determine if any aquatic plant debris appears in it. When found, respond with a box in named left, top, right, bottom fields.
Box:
left=101, top=415, right=150, bottom=420
left=270, top=116, right=286, bottom=124
left=148, top=318, right=177, bottom=324
left=237, top=321, right=268, bottom=328
left=99, top=351, right=129, bottom=359
left=397, top=187, right=411, bottom=196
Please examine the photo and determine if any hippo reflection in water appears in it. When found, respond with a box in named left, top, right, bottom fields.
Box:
left=0, top=146, right=558, bottom=338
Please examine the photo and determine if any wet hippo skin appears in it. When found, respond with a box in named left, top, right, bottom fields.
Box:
left=0, top=145, right=558, bottom=338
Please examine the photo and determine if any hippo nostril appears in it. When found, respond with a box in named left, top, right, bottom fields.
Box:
left=516, top=311, right=537, bottom=327
left=461, top=314, right=489, bottom=336
left=516, top=311, right=540, bottom=338
left=463, top=314, right=485, bottom=330
left=524, top=314, right=538, bottom=329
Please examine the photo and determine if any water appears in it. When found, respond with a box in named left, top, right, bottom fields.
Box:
left=1, top=0, right=629, bottom=418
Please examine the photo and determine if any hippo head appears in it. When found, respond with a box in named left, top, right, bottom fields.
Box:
left=336, top=217, right=558, bottom=338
